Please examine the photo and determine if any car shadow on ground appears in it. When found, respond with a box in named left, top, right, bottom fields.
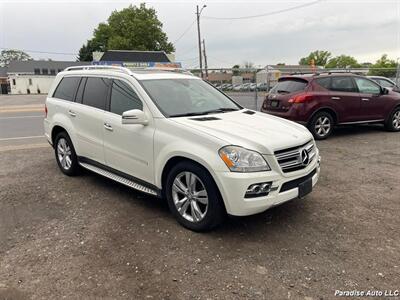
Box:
left=80, top=167, right=310, bottom=236
left=327, top=123, right=386, bottom=139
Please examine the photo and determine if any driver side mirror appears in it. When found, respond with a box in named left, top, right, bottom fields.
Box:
left=121, top=109, right=148, bottom=125
left=381, top=87, right=389, bottom=95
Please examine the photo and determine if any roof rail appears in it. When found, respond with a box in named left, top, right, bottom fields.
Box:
left=289, top=72, right=320, bottom=76
left=64, top=65, right=192, bottom=75
left=64, top=65, right=134, bottom=75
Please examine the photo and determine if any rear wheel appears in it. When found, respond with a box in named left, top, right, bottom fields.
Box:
left=165, top=161, right=225, bottom=231
left=385, top=107, right=400, bottom=132
left=54, top=131, right=80, bottom=176
left=309, top=111, right=334, bottom=140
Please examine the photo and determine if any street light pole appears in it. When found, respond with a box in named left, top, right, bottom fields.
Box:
left=202, top=39, right=209, bottom=80
left=196, top=5, right=206, bottom=79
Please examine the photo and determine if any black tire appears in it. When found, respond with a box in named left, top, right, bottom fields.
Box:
left=308, top=111, right=334, bottom=140
left=384, top=106, right=400, bottom=132
left=165, top=161, right=225, bottom=231
left=54, top=131, right=80, bottom=176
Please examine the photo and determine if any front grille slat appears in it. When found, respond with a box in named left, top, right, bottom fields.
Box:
left=274, top=140, right=316, bottom=173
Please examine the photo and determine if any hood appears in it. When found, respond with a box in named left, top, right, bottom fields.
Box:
left=170, top=110, right=313, bottom=155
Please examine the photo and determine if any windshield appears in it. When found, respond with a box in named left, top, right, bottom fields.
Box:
left=140, top=78, right=241, bottom=117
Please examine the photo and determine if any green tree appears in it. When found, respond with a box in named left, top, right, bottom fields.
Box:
left=78, top=3, right=175, bottom=61
left=232, top=64, right=240, bottom=76
left=299, top=50, right=331, bottom=66
left=0, top=49, right=32, bottom=67
left=325, top=55, right=361, bottom=68
left=368, top=54, right=398, bottom=77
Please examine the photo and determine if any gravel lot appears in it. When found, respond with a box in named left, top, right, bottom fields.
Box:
left=0, top=95, right=399, bottom=299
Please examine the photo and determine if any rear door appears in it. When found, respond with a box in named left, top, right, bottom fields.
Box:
left=329, top=76, right=361, bottom=123
left=75, top=76, right=111, bottom=164
left=354, top=77, right=386, bottom=120
left=266, top=77, right=308, bottom=112
left=50, top=76, right=81, bottom=141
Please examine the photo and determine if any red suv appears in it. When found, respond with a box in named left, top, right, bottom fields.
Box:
left=261, top=73, right=400, bottom=139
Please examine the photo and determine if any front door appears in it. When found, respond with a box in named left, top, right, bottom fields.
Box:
left=103, top=79, right=155, bottom=184
left=354, top=77, right=386, bottom=121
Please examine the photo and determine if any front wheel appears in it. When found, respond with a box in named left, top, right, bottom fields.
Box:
left=385, top=107, right=400, bottom=132
left=308, top=111, right=334, bottom=140
left=165, top=161, right=225, bottom=231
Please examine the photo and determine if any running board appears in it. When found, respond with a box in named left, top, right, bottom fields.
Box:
left=79, top=162, right=158, bottom=196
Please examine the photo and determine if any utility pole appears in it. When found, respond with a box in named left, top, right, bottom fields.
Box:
left=202, top=39, right=208, bottom=80
left=196, top=5, right=206, bottom=79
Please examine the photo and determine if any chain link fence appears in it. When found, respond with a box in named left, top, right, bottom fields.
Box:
left=188, top=66, right=399, bottom=110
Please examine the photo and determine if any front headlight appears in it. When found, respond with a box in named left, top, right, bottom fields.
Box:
left=219, top=146, right=271, bottom=172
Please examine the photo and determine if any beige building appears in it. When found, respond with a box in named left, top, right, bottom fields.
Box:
left=7, top=60, right=90, bottom=94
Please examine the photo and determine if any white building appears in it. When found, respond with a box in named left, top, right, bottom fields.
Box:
left=7, top=60, right=90, bottom=95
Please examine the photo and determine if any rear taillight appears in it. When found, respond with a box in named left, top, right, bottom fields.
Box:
left=288, top=93, right=313, bottom=103
left=262, top=99, right=268, bottom=109
left=45, top=104, right=48, bottom=118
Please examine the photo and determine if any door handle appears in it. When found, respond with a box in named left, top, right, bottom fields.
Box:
left=361, top=98, right=370, bottom=101
left=68, top=110, right=77, bottom=117
left=331, top=96, right=341, bottom=100
left=104, top=123, right=113, bottom=131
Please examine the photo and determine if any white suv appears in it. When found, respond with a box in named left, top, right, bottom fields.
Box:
left=44, top=66, right=321, bottom=231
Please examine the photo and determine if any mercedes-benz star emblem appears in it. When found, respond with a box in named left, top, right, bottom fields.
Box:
left=300, top=149, right=310, bottom=166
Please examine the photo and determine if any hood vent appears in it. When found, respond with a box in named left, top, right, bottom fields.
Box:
left=243, top=110, right=256, bottom=115
left=190, top=116, right=221, bottom=121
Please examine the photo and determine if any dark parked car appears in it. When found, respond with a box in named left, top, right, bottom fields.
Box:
left=261, top=73, right=400, bottom=139
left=367, top=76, right=399, bottom=92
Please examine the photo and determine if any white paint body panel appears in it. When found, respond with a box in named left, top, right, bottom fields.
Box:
left=44, top=68, right=321, bottom=216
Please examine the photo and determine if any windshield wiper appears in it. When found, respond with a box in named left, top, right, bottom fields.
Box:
left=169, top=107, right=239, bottom=118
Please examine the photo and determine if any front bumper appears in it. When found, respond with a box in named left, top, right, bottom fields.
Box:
left=213, top=157, right=320, bottom=216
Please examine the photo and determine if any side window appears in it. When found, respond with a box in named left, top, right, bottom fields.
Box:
left=53, top=77, right=80, bottom=101
left=330, top=77, right=357, bottom=93
left=315, top=77, right=331, bottom=89
left=110, top=80, right=143, bottom=115
left=82, top=77, right=111, bottom=110
left=75, top=77, right=87, bottom=103
left=354, top=78, right=381, bottom=94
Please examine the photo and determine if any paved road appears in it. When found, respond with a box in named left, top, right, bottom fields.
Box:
left=0, top=93, right=265, bottom=151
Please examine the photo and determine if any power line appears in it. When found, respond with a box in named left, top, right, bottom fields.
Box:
left=0, top=47, right=77, bottom=56
left=203, top=0, right=323, bottom=20
left=172, top=19, right=196, bottom=45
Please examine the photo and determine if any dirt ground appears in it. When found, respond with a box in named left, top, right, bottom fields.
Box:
left=0, top=100, right=399, bottom=299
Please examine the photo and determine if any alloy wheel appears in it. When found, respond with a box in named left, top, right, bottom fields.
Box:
left=57, top=138, right=72, bottom=170
left=315, top=116, right=331, bottom=137
left=393, top=111, right=400, bottom=130
left=172, top=171, right=209, bottom=223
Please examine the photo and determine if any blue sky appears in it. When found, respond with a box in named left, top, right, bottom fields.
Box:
left=0, top=0, right=399, bottom=67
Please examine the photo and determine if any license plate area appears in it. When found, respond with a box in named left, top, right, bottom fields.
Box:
left=298, top=177, right=313, bottom=198
left=270, top=100, right=279, bottom=108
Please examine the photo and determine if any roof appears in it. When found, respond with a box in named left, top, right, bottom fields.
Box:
left=62, top=66, right=195, bottom=81
left=100, top=50, right=171, bottom=63
left=0, top=67, right=7, bottom=77
left=7, top=60, right=91, bottom=74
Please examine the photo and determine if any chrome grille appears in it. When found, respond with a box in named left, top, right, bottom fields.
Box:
left=274, top=140, right=316, bottom=173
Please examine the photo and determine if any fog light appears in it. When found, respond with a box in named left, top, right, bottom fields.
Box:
left=245, top=182, right=272, bottom=198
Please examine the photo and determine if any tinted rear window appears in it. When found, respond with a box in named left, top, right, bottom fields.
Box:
left=53, top=77, right=80, bottom=101
left=82, top=77, right=111, bottom=110
left=270, top=79, right=307, bottom=94
left=331, top=77, right=357, bottom=93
